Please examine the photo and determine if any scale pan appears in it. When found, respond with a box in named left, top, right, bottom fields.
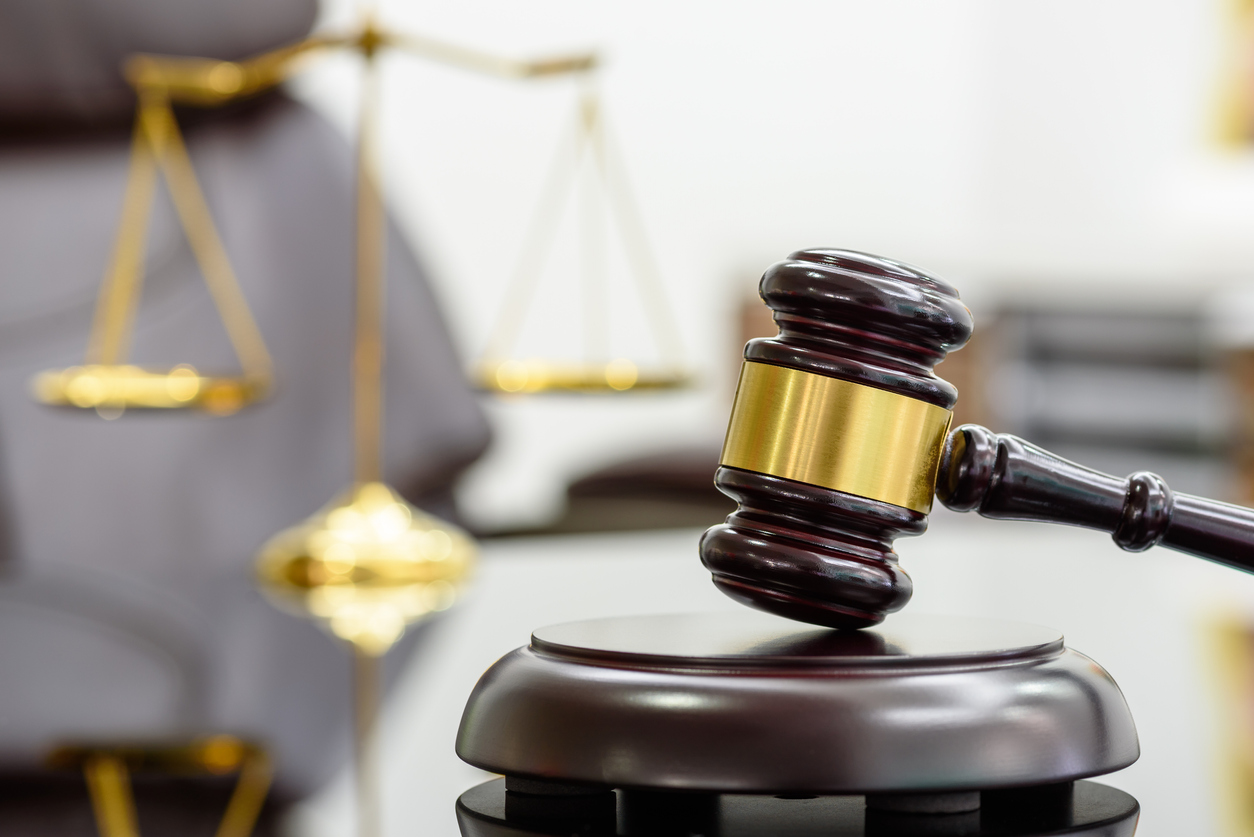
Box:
left=31, top=364, right=266, bottom=415
left=473, top=359, right=692, bottom=394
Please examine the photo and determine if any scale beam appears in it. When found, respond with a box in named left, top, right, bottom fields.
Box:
left=120, top=25, right=597, bottom=109
left=34, top=18, right=609, bottom=415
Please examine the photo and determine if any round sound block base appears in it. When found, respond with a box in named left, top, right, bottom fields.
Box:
left=456, top=778, right=1140, bottom=837
left=455, top=612, right=1139, bottom=795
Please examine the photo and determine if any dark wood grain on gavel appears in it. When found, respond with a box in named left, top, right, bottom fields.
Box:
left=701, top=247, right=1254, bottom=631
left=941, top=424, right=1254, bottom=570
left=700, top=249, right=973, bottom=629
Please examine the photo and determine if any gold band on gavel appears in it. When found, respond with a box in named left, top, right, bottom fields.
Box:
left=719, top=361, right=953, bottom=513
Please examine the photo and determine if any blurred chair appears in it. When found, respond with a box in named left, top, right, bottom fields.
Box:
left=0, top=0, right=490, bottom=823
left=501, top=447, right=734, bottom=537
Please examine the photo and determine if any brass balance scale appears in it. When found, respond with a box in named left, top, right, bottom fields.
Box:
left=29, top=13, right=689, bottom=837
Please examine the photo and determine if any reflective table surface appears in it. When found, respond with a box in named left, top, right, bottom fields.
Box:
left=290, top=517, right=1253, bottom=837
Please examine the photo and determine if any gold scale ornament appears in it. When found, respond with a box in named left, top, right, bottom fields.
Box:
left=24, top=14, right=684, bottom=837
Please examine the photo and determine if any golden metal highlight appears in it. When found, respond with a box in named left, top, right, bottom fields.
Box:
left=719, top=362, right=952, bottom=513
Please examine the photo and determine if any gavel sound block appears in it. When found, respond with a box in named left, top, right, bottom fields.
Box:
left=700, top=248, right=1254, bottom=630
left=455, top=612, right=1139, bottom=836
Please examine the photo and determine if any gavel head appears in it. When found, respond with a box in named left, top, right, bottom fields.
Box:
left=700, top=249, right=973, bottom=629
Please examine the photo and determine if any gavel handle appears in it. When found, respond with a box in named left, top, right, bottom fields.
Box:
left=937, top=424, right=1254, bottom=570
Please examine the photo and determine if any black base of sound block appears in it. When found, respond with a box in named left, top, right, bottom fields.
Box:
left=456, top=777, right=1139, bottom=837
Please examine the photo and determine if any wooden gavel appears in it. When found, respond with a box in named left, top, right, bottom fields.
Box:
left=700, top=248, right=1254, bottom=629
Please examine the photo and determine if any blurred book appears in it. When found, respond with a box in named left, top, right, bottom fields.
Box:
left=979, top=307, right=1232, bottom=500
